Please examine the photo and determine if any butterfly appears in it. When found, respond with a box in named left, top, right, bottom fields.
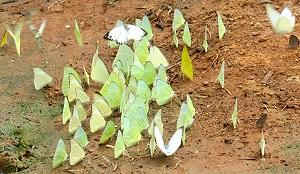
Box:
left=147, top=46, right=169, bottom=68
left=99, top=120, right=115, bottom=144
left=181, top=45, right=193, bottom=80
left=152, top=77, right=174, bottom=106
left=176, top=102, right=194, bottom=145
left=70, top=139, right=85, bottom=165
left=27, top=19, right=47, bottom=49
left=62, top=97, right=71, bottom=125
left=114, top=130, right=126, bottom=158
left=74, top=127, right=89, bottom=148
left=74, top=20, right=83, bottom=46
left=52, top=138, right=68, bottom=168
left=93, top=93, right=112, bottom=117
left=123, top=117, right=142, bottom=147
left=266, top=5, right=295, bottom=34
left=256, top=113, right=267, bottom=127
left=289, top=35, right=299, bottom=48
left=68, top=106, right=82, bottom=134
left=218, top=12, right=226, bottom=40
left=140, top=61, right=156, bottom=86
left=33, top=67, right=52, bottom=90
left=91, top=43, right=109, bottom=84
left=154, top=125, right=183, bottom=156
left=259, top=131, right=266, bottom=157
left=176, top=102, right=194, bottom=130
left=103, top=20, right=147, bottom=44
left=218, top=61, right=225, bottom=89
left=172, top=9, right=185, bottom=48
left=61, top=66, right=81, bottom=96
left=90, top=103, right=106, bottom=133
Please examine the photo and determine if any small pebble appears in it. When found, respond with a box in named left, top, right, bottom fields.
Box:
left=252, top=32, right=260, bottom=36
left=224, top=139, right=233, bottom=144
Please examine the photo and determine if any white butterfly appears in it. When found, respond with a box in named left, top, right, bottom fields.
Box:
left=27, top=19, right=47, bottom=49
left=266, top=5, right=295, bottom=34
left=103, top=20, right=147, bottom=44
left=154, top=125, right=183, bottom=156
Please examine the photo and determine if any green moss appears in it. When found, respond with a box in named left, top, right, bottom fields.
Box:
left=0, top=100, right=63, bottom=172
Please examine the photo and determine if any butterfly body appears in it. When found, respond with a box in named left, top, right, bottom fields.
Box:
left=104, top=21, right=147, bottom=44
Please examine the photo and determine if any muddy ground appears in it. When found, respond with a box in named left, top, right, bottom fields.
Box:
left=1, top=0, right=300, bottom=173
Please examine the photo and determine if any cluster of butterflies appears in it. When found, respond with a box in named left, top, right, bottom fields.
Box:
left=49, top=30, right=196, bottom=167
left=265, top=4, right=300, bottom=48
left=172, top=9, right=191, bottom=47
left=30, top=14, right=196, bottom=168
left=53, top=127, right=88, bottom=168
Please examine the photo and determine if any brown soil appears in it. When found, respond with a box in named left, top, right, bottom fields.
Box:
left=1, top=0, right=300, bottom=173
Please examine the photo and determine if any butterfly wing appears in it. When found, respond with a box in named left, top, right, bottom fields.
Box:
left=275, top=17, right=294, bottom=34
left=266, top=5, right=280, bottom=30
left=75, top=99, right=87, bottom=121
left=166, top=127, right=183, bottom=156
left=140, top=61, right=156, bottom=86
left=126, top=24, right=147, bottom=41
left=154, top=125, right=167, bottom=155
left=186, top=94, right=195, bottom=117
left=36, top=19, right=47, bottom=38
left=280, top=6, right=294, bottom=26
left=104, top=25, right=129, bottom=44
left=76, top=88, right=90, bottom=104
left=172, top=9, right=185, bottom=32
left=0, top=30, right=8, bottom=47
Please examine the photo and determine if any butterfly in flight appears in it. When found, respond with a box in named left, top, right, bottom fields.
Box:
left=103, top=20, right=147, bottom=44
left=27, top=19, right=47, bottom=49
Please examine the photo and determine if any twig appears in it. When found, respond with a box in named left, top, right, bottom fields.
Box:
left=224, top=88, right=232, bottom=96
left=175, top=160, right=181, bottom=168
left=263, top=103, right=270, bottom=112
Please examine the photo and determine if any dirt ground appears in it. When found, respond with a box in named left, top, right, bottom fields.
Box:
left=1, top=0, right=300, bottom=173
